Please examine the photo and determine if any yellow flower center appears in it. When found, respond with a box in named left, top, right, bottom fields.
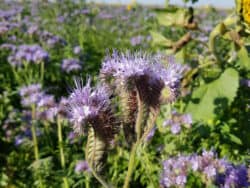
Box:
left=243, top=0, right=250, bottom=24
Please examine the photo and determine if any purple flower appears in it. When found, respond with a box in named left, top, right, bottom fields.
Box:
left=8, top=45, right=49, bottom=66
left=75, top=160, right=90, bottom=173
left=0, top=43, right=16, bottom=51
left=67, top=78, right=111, bottom=134
left=73, top=46, right=82, bottom=55
left=15, top=135, right=24, bottom=146
left=68, top=131, right=77, bottom=144
left=40, top=31, right=66, bottom=48
left=240, top=79, right=250, bottom=87
left=160, top=150, right=246, bottom=187
left=145, top=126, right=156, bottom=141
left=182, top=114, right=192, bottom=125
left=170, top=123, right=181, bottom=134
left=175, top=175, right=187, bottom=186
left=204, top=165, right=217, bottom=178
left=81, top=9, right=90, bottom=15
left=130, top=35, right=144, bottom=46
left=57, top=15, right=65, bottom=23
left=37, top=95, right=55, bottom=108
left=61, top=58, right=82, bottom=73
left=98, top=12, right=113, bottom=19
left=27, top=25, right=39, bottom=35
left=163, top=111, right=192, bottom=134
left=19, top=84, right=44, bottom=107
left=101, top=51, right=185, bottom=105
left=215, top=164, right=249, bottom=188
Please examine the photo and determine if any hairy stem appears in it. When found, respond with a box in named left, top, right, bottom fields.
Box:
left=31, top=105, right=44, bottom=188
left=123, top=90, right=148, bottom=188
left=91, top=168, right=112, bottom=188
left=57, top=117, right=69, bottom=188
left=135, top=91, right=148, bottom=140
left=123, top=141, right=139, bottom=188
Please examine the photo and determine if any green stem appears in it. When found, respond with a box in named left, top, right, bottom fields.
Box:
left=123, top=141, right=139, bottom=188
left=57, top=117, right=69, bottom=188
left=91, top=168, right=111, bottom=188
left=40, top=61, right=44, bottom=83
left=85, top=174, right=90, bottom=188
left=123, top=90, right=149, bottom=188
left=31, top=105, right=39, bottom=160
left=31, top=105, right=44, bottom=188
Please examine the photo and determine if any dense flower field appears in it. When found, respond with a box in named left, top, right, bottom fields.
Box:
left=0, top=0, right=250, bottom=187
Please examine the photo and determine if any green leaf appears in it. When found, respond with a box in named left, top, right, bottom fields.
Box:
left=228, top=134, right=243, bottom=145
left=237, top=46, right=250, bottom=70
left=150, top=31, right=173, bottom=47
left=186, top=68, right=239, bottom=121
left=156, top=8, right=192, bottom=27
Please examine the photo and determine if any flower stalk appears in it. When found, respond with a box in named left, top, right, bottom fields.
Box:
left=57, top=116, right=69, bottom=188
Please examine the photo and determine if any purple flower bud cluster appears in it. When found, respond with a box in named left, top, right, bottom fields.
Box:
left=163, top=111, right=192, bottom=134
left=160, top=150, right=250, bottom=188
left=74, top=160, right=91, bottom=173
left=67, top=78, right=111, bottom=134
left=61, top=58, right=82, bottom=73
left=8, top=44, right=49, bottom=67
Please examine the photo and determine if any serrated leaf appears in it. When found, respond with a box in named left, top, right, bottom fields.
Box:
left=237, top=46, right=250, bottom=70
left=186, top=68, right=239, bottom=121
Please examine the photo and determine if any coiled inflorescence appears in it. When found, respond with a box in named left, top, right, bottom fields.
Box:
left=67, top=78, right=118, bottom=142
left=101, top=51, right=186, bottom=105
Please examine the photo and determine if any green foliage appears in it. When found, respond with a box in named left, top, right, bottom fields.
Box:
left=186, top=68, right=239, bottom=121
left=0, top=0, right=250, bottom=187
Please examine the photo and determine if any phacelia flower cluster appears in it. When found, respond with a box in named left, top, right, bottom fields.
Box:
left=40, top=30, right=66, bottom=48
left=61, top=58, right=82, bottom=73
left=8, top=44, right=49, bottom=66
left=19, top=84, right=69, bottom=122
left=163, top=111, right=192, bottom=134
left=160, top=150, right=250, bottom=188
left=101, top=52, right=187, bottom=104
left=67, top=78, right=112, bottom=135
left=19, top=84, right=44, bottom=107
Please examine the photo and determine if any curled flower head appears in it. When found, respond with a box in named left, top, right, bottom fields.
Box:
left=67, top=78, right=118, bottom=141
left=101, top=51, right=186, bottom=105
